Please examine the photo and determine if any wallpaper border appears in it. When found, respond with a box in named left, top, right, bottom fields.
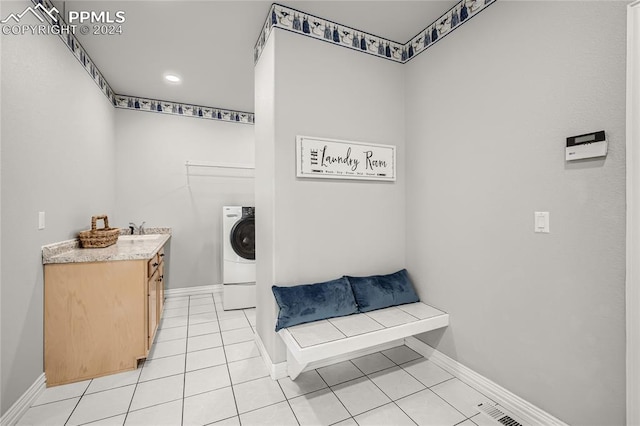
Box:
left=254, top=1, right=497, bottom=65
left=31, top=0, right=254, bottom=125
left=29, top=0, right=497, bottom=124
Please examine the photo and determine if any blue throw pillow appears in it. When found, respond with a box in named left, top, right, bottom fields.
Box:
left=345, top=269, right=420, bottom=312
left=272, top=277, right=358, bottom=331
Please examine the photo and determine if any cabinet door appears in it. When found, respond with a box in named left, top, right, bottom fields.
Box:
left=148, top=270, right=158, bottom=350
left=157, top=260, right=165, bottom=324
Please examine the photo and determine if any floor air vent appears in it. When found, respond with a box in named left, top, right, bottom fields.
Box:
left=477, top=403, right=525, bottom=426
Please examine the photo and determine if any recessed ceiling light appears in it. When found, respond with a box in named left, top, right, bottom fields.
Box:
left=164, top=74, right=181, bottom=83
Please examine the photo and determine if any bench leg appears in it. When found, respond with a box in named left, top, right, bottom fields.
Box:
left=286, top=349, right=307, bottom=380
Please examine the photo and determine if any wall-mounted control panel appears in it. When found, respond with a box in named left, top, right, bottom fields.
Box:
left=566, top=130, right=607, bottom=161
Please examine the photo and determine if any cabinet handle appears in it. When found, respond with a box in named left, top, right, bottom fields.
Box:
left=153, top=262, right=159, bottom=267
left=159, top=253, right=165, bottom=258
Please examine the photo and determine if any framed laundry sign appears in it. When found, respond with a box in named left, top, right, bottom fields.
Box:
left=296, top=135, right=396, bottom=181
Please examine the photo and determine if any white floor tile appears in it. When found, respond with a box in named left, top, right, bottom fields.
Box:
left=15, top=289, right=509, bottom=426
left=124, top=400, right=183, bottom=425
left=186, top=347, right=226, bottom=371
left=332, top=419, right=358, bottom=426
left=289, top=388, right=351, bottom=426
left=332, top=417, right=360, bottom=426
left=84, top=414, right=126, bottom=425
left=66, top=384, right=136, bottom=426
left=469, top=413, right=497, bottom=426
left=154, top=325, right=188, bottom=343
left=401, top=358, right=453, bottom=387
left=228, top=356, right=269, bottom=384
left=139, top=354, right=185, bottom=382
left=33, top=380, right=90, bottom=406
left=185, top=364, right=231, bottom=397
left=431, top=378, right=495, bottom=417
left=18, top=397, right=79, bottom=426
left=381, top=345, right=422, bottom=365
left=147, top=338, right=186, bottom=359
left=189, top=303, right=216, bottom=315
left=86, top=369, right=141, bottom=394
left=183, top=387, right=237, bottom=425
left=129, top=374, right=184, bottom=411
left=369, top=366, right=426, bottom=400
left=219, top=316, right=251, bottom=331
left=351, top=352, right=395, bottom=375
left=212, top=416, right=240, bottom=425
left=317, top=361, right=363, bottom=386
left=332, top=377, right=391, bottom=416
left=159, top=315, right=188, bottom=329
left=162, top=306, right=189, bottom=318
left=354, top=402, right=416, bottom=426
left=188, top=321, right=220, bottom=337
left=189, top=296, right=214, bottom=306
left=189, top=311, right=219, bottom=325
left=221, top=327, right=254, bottom=345
left=224, top=340, right=260, bottom=363
left=163, top=299, right=189, bottom=309
left=396, top=388, right=466, bottom=426
left=187, top=332, right=223, bottom=352
left=239, top=401, right=298, bottom=426
left=233, top=376, right=286, bottom=414
left=216, top=310, right=246, bottom=320
left=278, top=370, right=327, bottom=399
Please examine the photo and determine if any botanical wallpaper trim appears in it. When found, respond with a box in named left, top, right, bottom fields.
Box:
left=254, top=0, right=497, bottom=64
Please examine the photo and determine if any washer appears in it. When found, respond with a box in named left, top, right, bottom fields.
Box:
left=222, top=206, right=255, bottom=310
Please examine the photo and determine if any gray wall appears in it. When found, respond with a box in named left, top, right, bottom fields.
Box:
left=114, top=109, right=255, bottom=289
left=255, top=29, right=406, bottom=362
left=404, top=2, right=627, bottom=425
left=1, top=1, right=116, bottom=414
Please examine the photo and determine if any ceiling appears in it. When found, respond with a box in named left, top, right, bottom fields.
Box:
left=56, top=1, right=457, bottom=113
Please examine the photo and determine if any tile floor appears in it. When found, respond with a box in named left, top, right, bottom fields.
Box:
left=19, top=289, right=507, bottom=426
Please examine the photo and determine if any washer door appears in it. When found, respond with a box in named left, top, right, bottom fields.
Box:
left=230, top=217, right=255, bottom=260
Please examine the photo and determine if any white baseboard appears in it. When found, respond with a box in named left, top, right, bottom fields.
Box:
left=255, top=332, right=287, bottom=380
left=405, top=337, right=568, bottom=426
left=164, top=284, right=222, bottom=297
left=0, top=373, right=46, bottom=426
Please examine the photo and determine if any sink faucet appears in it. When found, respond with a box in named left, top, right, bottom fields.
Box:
left=128, top=221, right=146, bottom=235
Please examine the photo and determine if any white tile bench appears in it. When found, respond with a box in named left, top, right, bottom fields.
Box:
left=277, top=302, right=449, bottom=380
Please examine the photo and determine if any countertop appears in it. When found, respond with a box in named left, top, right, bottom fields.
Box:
left=42, top=229, right=171, bottom=264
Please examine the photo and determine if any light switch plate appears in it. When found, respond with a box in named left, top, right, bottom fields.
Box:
left=534, top=211, right=549, bottom=233
left=38, top=211, right=45, bottom=230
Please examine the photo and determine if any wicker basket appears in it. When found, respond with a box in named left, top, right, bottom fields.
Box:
left=78, top=215, right=120, bottom=248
